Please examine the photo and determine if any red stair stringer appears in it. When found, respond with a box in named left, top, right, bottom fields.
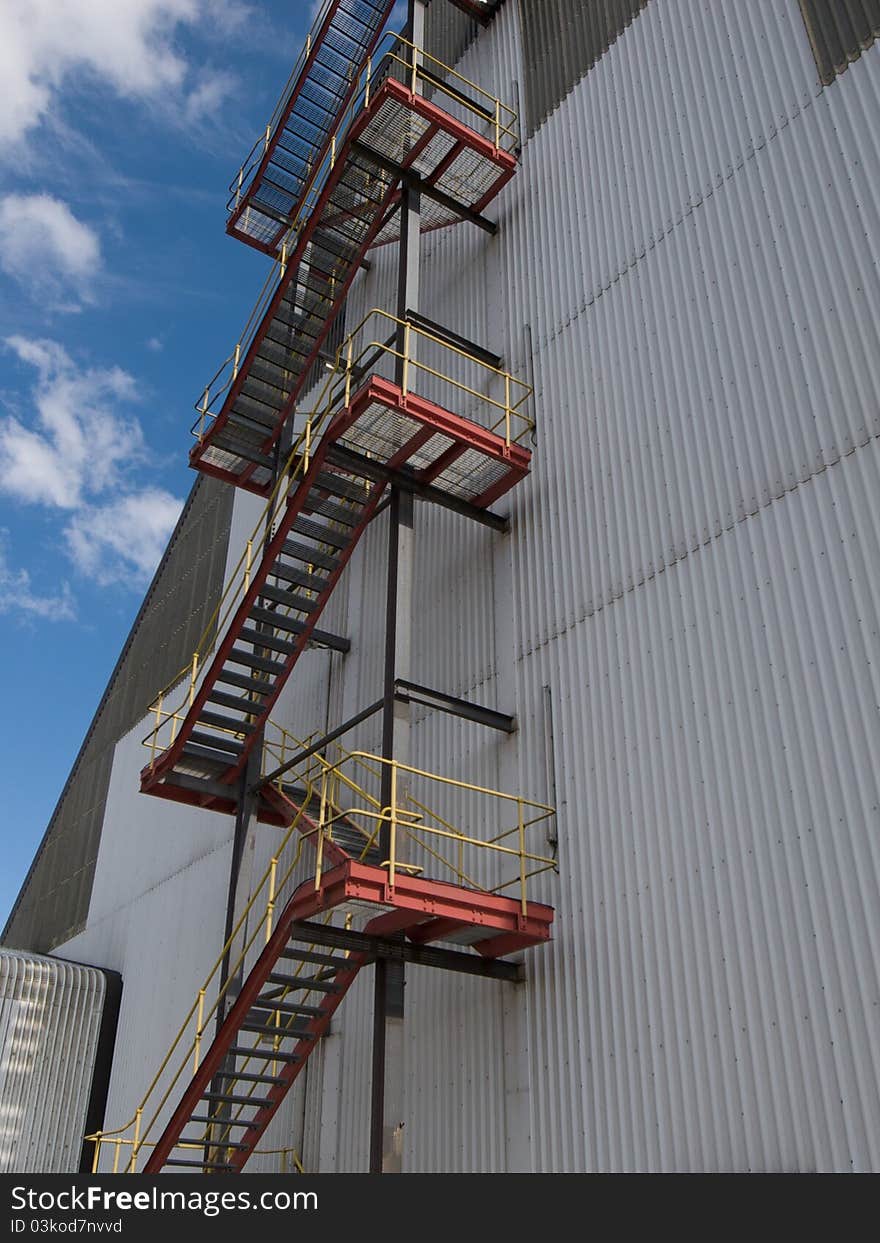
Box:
left=142, top=879, right=368, bottom=1173
left=141, top=438, right=387, bottom=796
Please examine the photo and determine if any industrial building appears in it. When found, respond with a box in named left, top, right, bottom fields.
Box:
left=3, top=0, right=880, bottom=1174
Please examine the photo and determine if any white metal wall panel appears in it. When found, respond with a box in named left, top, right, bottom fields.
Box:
left=0, top=950, right=106, bottom=1172
left=48, top=0, right=880, bottom=1174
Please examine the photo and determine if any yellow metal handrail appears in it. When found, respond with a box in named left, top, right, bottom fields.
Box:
left=324, top=307, right=534, bottom=448
left=204, top=32, right=519, bottom=437
left=87, top=781, right=326, bottom=1172
left=262, top=729, right=557, bottom=915
left=228, top=29, right=519, bottom=220
left=93, top=730, right=556, bottom=1172
left=146, top=305, right=530, bottom=766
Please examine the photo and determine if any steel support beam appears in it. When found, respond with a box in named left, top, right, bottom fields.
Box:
left=394, top=679, right=516, bottom=733
left=288, top=921, right=523, bottom=983
left=256, top=699, right=384, bottom=790
left=404, top=308, right=503, bottom=369
left=328, top=443, right=509, bottom=532
left=371, top=0, right=425, bottom=1178
left=351, top=140, right=498, bottom=235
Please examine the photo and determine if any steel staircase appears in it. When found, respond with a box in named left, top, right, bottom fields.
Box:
left=144, top=929, right=367, bottom=1173
left=195, top=36, right=519, bottom=494
left=227, top=0, right=398, bottom=256
left=143, top=310, right=532, bottom=814
left=137, top=755, right=553, bottom=1173
left=84, top=12, right=559, bottom=1177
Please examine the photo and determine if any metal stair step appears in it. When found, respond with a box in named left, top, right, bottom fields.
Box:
left=164, top=1159, right=234, bottom=1170
left=257, top=584, right=318, bottom=611
left=207, top=689, right=264, bottom=714
left=315, top=470, right=371, bottom=502
left=266, top=973, right=342, bottom=992
left=198, top=709, right=255, bottom=734
left=202, top=1092, right=271, bottom=1107
left=249, top=604, right=314, bottom=632
left=216, top=669, right=273, bottom=694
left=228, top=1044, right=303, bottom=1062
left=307, top=495, right=362, bottom=527
left=239, top=626, right=297, bottom=656
left=239, top=1020, right=317, bottom=1038
left=291, top=515, right=351, bottom=550
left=216, top=1069, right=288, bottom=1085
left=280, top=538, right=341, bottom=571
left=279, top=948, right=345, bottom=968
left=180, top=742, right=232, bottom=769
left=252, top=998, right=324, bottom=1018
left=189, top=729, right=244, bottom=755
left=267, top=563, right=330, bottom=595
left=213, top=436, right=274, bottom=470
left=228, top=647, right=286, bottom=676
left=190, top=1114, right=260, bottom=1129
left=179, top=1137, right=252, bottom=1150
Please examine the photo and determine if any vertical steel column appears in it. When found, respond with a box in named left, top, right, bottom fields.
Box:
left=370, top=0, right=425, bottom=1177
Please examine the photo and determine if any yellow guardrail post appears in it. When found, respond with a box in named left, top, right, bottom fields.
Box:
left=245, top=540, right=253, bottom=593
left=193, top=989, right=205, bottom=1073
left=389, top=762, right=398, bottom=889
left=198, top=386, right=210, bottom=441
left=315, top=770, right=327, bottom=890
left=266, top=856, right=278, bottom=942
left=364, top=56, right=372, bottom=110
left=402, top=321, right=411, bottom=397
left=519, top=799, right=527, bottom=916
left=505, top=372, right=512, bottom=448
left=189, top=654, right=199, bottom=708
left=129, top=1108, right=142, bottom=1174
left=233, top=343, right=241, bottom=382
left=344, top=331, right=354, bottom=407
left=495, top=98, right=501, bottom=149
left=151, top=693, right=163, bottom=765
left=264, top=123, right=271, bottom=153
left=235, top=166, right=243, bottom=209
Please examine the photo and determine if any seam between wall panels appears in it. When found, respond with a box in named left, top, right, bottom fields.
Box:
left=518, top=427, right=880, bottom=661
left=531, top=88, right=822, bottom=357
left=61, top=841, right=233, bottom=935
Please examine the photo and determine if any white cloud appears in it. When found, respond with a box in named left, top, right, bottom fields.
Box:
left=0, top=194, right=101, bottom=304
left=145, top=337, right=164, bottom=352
left=1, top=336, right=141, bottom=508
left=183, top=69, right=237, bottom=125
left=65, top=488, right=182, bottom=586
left=0, top=336, right=183, bottom=592
left=0, top=531, right=76, bottom=621
left=0, top=0, right=247, bottom=152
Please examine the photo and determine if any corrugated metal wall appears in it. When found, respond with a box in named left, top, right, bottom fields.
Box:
left=42, top=0, right=880, bottom=1173
left=302, top=0, right=880, bottom=1170
left=0, top=950, right=107, bottom=1172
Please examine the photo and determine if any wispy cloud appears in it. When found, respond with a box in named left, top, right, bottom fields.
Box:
left=0, top=194, right=101, bottom=308
left=0, top=0, right=250, bottom=155
left=66, top=489, right=182, bottom=586
left=0, top=336, right=141, bottom=508
left=0, top=336, right=182, bottom=591
left=0, top=530, right=76, bottom=622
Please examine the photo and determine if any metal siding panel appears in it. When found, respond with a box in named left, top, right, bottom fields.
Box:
left=26, top=0, right=880, bottom=1174
left=0, top=952, right=106, bottom=1172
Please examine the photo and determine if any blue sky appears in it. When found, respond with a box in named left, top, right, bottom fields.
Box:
left=0, top=0, right=320, bottom=925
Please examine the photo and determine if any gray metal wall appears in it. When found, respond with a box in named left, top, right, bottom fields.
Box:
left=33, top=0, right=880, bottom=1173
left=3, top=477, right=234, bottom=954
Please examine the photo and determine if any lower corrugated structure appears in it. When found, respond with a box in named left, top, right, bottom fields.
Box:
left=0, top=951, right=119, bottom=1173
